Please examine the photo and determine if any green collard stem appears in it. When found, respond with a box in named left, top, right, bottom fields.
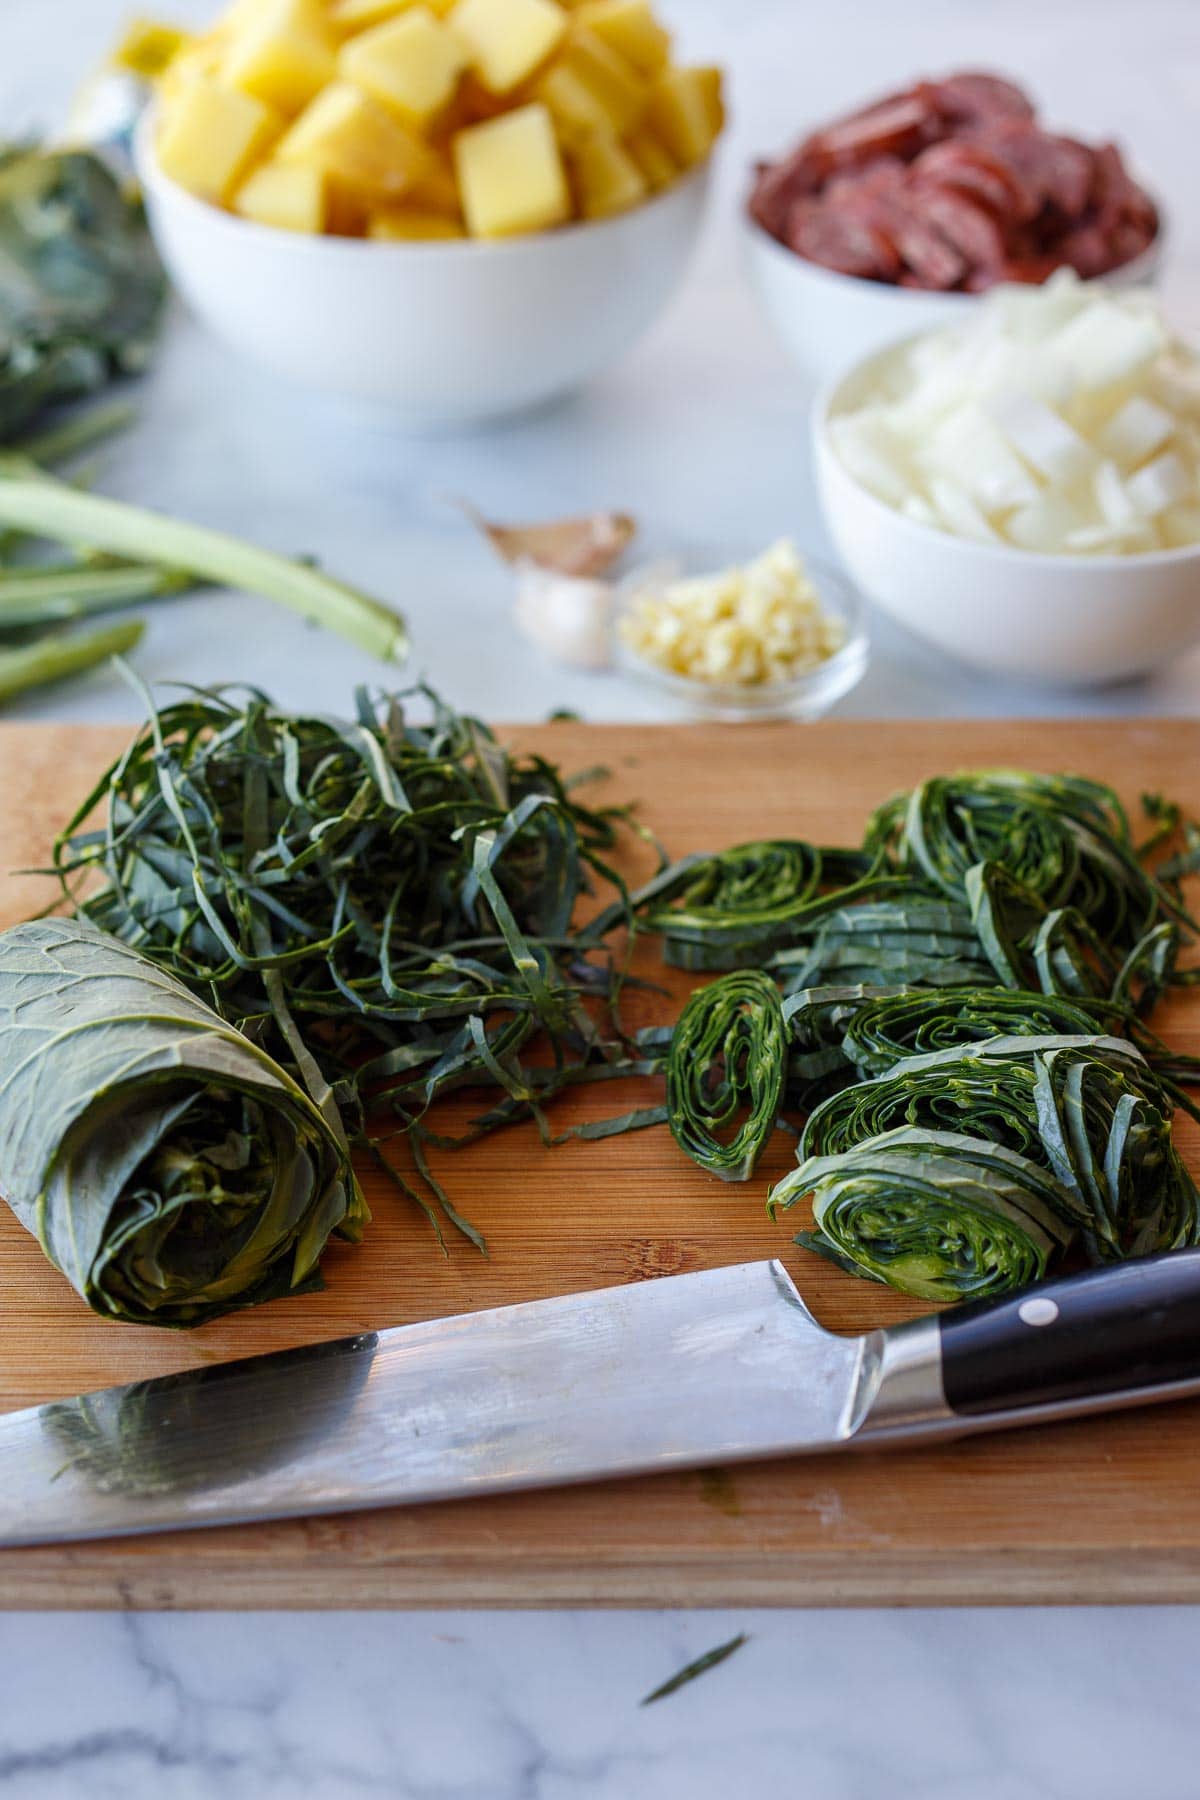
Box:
left=0, top=617, right=144, bottom=702
left=0, top=562, right=191, bottom=627
left=0, top=479, right=408, bottom=663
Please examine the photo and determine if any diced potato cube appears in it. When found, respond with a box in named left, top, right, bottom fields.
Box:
left=644, top=64, right=721, bottom=166
left=571, top=131, right=646, bottom=217
left=112, top=18, right=194, bottom=80
left=156, top=77, right=281, bottom=203
left=332, top=0, right=454, bottom=28
left=453, top=103, right=570, bottom=236
left=624, top=125, right=676, bottom=189
left=574, top=0, right=668, bottom=74
left=449, top=0, right=566, bottom=94
left=159, top=32, right=229, bottom=104
left=234, top=158, right=327, bottom=230
left=693, top=64, right=724, bottom=133
left=339, top=8, right=467, bottom=127
left=533, top=62, right=613, bottom=145
left=369, top=205, right=465, bottom=238
left=224, top=0, right=336, bottom=114
left=557, top=27, right=646, bottom=132
left=278, top=80, right=431, bottom=198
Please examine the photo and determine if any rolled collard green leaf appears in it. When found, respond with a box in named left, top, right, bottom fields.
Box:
left=796, top=1034, right=1199, bottom=1273
left=770, top=1126, right=1074, bottom=1303
left=628, top=841, right=881, bottom=970
left=0, top=918, right=365, bottom=1327
left=666, top=970, right=785, bottom=1180
left=838, top=987, right=1103, bottom=1076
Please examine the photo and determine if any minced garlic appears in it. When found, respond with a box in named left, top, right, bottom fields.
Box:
left=618, top=540, right=845, bottom=687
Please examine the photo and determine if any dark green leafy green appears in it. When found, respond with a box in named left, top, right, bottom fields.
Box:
left=771, top=1125, right=1075, bottom=1302
left=53, top=683, right=637, bottom=1244
left=0, top=146, right=164, bottom=440
left=0, top=916, right=364, bottom=1327
left=666, top=970, right=785, bottom=1180
left=798, top=1034, right=1198, bottom=1260
left=617, top=839, right=880, bottom=969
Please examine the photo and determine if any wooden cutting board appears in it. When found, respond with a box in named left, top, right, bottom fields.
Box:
left=1, top=715, right=1200, bottom=1611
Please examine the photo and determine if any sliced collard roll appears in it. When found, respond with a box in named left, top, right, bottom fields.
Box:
left=793, top=1035, right=1199, bottom=1274
left=866, top=770, right=1195, bottom=958
left=666, top=969, right=786, bottom=1180
left=627, top=840, right=882, bottom=970
left=0, top=918, right=365, bottom=1327
left=837, top=986, right=1103, bottom=1075
left=769, top=1125, right=1075, bottom=1303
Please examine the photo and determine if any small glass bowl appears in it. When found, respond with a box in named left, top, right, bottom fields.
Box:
left=615, top=553, right=870, bottom=722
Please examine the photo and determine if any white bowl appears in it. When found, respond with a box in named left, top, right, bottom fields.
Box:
left=813, top=341, right=1200, bottom=688
left=746, top=211, right=1164, bottom=388
left=135, top=115, right=711, bottom=429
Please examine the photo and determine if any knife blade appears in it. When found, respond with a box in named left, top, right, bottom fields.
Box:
left=4, top=1249, right=1200, bottom=1547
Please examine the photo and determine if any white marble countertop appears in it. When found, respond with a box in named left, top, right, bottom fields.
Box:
left=3, top=1, right=1200, bottom=1795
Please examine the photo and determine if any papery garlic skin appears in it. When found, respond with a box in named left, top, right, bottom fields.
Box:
left=619, top=540, right=845, bottom=686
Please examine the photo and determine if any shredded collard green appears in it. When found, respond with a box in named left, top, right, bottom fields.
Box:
left=41, top=695, right=1200, bottom=1314
left=52, top=681, right=645, bottom=1251
left=639, top=1632, right=749, bottom=1706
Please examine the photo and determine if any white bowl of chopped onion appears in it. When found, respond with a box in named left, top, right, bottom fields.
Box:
left=812, top=275, right=1200, bottom=686
left=616, top=541, right=869, bottom=720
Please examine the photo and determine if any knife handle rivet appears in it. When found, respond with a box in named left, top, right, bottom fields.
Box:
left=1018, top=1297, right=1059, bottom=1327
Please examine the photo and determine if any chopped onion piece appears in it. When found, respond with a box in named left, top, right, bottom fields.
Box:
left=1126, top=451, right=1194, bottom=519
left=1099, top=396, right=1175, bottom=469
left=928, top=477, right=1001, bottom=543
left=1094, top=460, right=1139, bottom=530
left=1052, top=302, right=1167, bottom=393
left=985, top=390, right=1096, bottom=487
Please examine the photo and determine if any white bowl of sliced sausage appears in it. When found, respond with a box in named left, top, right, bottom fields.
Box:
left=746, top=70, right=1163, bottom=385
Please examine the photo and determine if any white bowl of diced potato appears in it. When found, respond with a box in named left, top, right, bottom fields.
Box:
left=134, top=0, right=722, bottom=427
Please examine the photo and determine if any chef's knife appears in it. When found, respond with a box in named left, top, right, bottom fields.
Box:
left=3, top=1250, right=1200, bottom=1547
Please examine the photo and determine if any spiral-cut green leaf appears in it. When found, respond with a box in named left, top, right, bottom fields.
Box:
left=796, top=1034, right=1199, bottom=1269
left=666, top=970, right=786, bottom=1180
left=0, top=917, right=364, bottom=1327
left=866, top=770, right=1196, bottom=959
left=770, top=1125, right=1074, bottom=1302
left=628, top=841, right=880, bottom=970
left=838, top=987, right=1103, bottom=1075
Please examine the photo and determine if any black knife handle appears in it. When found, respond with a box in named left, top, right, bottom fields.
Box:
left=939, top=1250, right=1200, bottom=1417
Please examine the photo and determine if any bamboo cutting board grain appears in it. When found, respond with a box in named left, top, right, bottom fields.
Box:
left=1, top=716, right=1200, bottom=1610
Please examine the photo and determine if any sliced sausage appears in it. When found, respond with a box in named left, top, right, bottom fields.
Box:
left=977, top=121, right=1095, bottom=219
left=912, top=139, right=1039, bottom=222
left=785, top=199, right=902, bottom=281
left=933, top=73, right=1036, bottom=126
left=915, top=185, right=1009, bottom=272
left=807, top=88, right=944, bottom=171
